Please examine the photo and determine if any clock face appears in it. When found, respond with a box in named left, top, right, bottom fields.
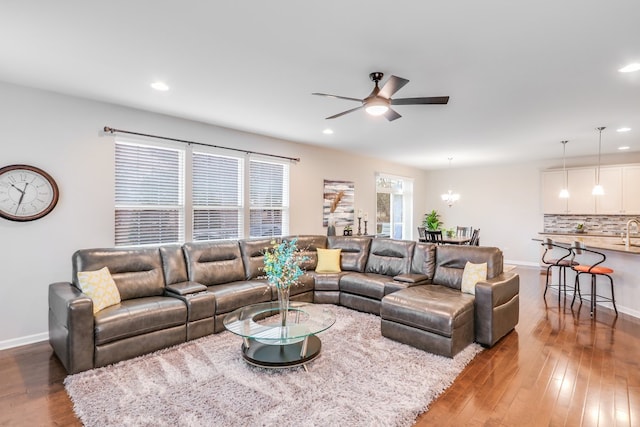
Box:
left=0, top=164, right=59, bottom=221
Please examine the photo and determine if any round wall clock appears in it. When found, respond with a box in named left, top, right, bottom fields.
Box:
left=0, top=164, right=59, bottom=222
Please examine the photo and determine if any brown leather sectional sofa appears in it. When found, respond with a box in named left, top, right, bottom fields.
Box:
left=48, top=235, right=519, bottom=374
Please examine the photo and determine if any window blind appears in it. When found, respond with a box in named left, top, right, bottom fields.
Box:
left=192, top=151, right=243, bottom=241
left=249, top=159, right=289, bottom=238
left=115, top=142, right=184, bottom=245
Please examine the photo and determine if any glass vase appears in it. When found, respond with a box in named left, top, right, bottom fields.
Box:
left=277, top=285, right=290, bottom=329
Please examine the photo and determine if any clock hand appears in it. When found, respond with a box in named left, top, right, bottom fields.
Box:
left=10, top=183, right=25, bottom=194
left=15, top=183, right=28, bottom=214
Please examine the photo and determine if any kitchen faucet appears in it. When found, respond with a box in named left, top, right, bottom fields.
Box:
left=625, top=218, right=640, bottom=248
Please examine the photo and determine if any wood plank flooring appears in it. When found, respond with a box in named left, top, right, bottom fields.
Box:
left=1, top=266, right=638, bottom=426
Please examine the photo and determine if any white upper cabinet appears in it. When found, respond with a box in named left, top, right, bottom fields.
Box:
left=541, top=170, right=568, bottom=213
left=542, top=164, right=640, bottom=214
left=596, top=167, right=623, bottom=214
left=622, top=166, right=640, bottom=214
left=567, top=168, right=596, bottom=214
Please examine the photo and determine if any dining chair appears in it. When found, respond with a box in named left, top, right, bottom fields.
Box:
left=417, top=226, right=427, bottom=242
left=426, top=230, right=443, bottom=244
left=540, top=238, right=577, bottom=303
left=468, top=229, right=480, bottom=246
left=456, top=226, right=473, bottom=238
left=570, top=241, right=617, bottom=317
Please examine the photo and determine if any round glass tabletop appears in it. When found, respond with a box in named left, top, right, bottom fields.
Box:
left=223, top=301, right=336, bottom=345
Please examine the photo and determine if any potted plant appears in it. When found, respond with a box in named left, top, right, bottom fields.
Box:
left=423, top=210, right=443, bottom=231
left=343, top=225, right=353, bottom=236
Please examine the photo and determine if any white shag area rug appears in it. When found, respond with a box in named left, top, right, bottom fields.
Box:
left=65, top=305, right=482, bottom=427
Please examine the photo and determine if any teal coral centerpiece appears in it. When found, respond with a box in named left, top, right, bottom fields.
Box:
left=262, top=238, right=309, bottom=327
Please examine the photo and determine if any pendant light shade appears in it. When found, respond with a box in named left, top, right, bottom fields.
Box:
left=441, top=157, right=460, bottom=207
left=559, top=140, right=570, bottom=198
left=592, top=127, right=606, bottom=196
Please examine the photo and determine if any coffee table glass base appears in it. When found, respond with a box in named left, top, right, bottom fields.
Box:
left=241, top=335, right=321, bottom=369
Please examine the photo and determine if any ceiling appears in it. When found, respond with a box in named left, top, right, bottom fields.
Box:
left=1, top=1, right=639, bottom=170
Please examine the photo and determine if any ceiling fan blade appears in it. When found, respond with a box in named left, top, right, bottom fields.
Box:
left=384, top=108, right=402, bottom=121
left=391, top=96, right=450, bottom=105
left=326, top=105, right=364, bottom=119
left=378, top=75, right=410, bottom=99
left=312, top=93, right=363, bottom=103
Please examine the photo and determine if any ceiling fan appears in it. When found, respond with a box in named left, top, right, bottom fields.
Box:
left=312, top=72, right=449, bottom=121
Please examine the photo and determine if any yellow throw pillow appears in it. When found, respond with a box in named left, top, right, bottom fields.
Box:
left=461, top=262, right=487, bottom=295
left=315, top=248, right=342, bottom=273
left=77, top=266, right=121, bottom=314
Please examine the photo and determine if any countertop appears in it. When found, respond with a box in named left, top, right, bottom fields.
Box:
left=536, top=232, right=640, bottom=255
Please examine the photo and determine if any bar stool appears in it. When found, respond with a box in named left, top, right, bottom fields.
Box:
left=570, top=241, right=617, bottom=317
left=540, top=238, right=577, bottom=302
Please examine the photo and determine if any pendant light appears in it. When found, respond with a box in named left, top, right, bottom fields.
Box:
left=441, top=157, right=460, bottom=207
left=592, top=127, right=606, bottom=196
left=559, top=140, right=570, bottom=198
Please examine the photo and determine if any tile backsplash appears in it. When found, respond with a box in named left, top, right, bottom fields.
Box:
left=543, top=214, right=640, bottom=235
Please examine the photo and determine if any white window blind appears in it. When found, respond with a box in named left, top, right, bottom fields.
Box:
left=249, top=159, right=289, bottom=238
left=115, top=142, right=184, bottom=246
left=192, top=151, right=243, bottom=240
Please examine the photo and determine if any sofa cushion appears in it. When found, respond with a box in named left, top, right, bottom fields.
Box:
left=94, top=297, right=187, bottom=346
left=327, top=236, right=371, bottom=272
left=432, top=246, right=503, bottom=290
left=239, top=238, right=275, bottom=280
left=381, top=285, right=474, bottom=338
left=285, top=235, right=327, bottom=271
left=461, top=262, right=487, bottom=295
left=207, top=281, right=271, bottom=314
left=340, top=273, right=390, bottom=300
left=365, top=239, right=415, bottom=276
left=159, top=244, right=189, bottom=286
left=73, top=247, right=165, bottom=300
left=183, top=241, right=246, bottom=285
left=76, top=267, right=121, bottom=314
left=316, top=248, right=342, bottom=273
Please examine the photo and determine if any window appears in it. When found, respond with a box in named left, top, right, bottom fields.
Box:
left=115, top=140, right=289, bottom=246
left=115, top=142, right=184, bottom=246
left=249, top=159, right=289, bottom=238
left=375, top=174, right=413, bottom=239
left=192, top=151, right=244, bottom=241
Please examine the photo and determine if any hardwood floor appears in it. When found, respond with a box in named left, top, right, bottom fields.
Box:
left=1, top=266, right=638, bottom=426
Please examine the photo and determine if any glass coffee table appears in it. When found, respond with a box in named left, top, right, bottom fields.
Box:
left=223, top=302, right=335, bottom=370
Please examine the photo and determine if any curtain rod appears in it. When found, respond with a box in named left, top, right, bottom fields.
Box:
left=102, top=126, right=300, bottom=162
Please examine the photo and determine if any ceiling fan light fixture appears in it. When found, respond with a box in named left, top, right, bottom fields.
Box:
left=618, top=63, right=640, bottom=73
left=365, top=99, right=389, bottom=116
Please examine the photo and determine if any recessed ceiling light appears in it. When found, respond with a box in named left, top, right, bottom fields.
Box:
left=617, top=127, right=631, bottom=132
left=618, top=63, right=640, bottom=73
left=322, top=128, right=334, bottom=135
left=151, top=81, right=169, bottom=91
left=618, top=146, right=631, bottom=150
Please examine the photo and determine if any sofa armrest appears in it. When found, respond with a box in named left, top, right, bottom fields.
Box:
left=474, top=272, right=520, bottom=347
left=392, top=273, right=430, bottom=284
left=48, top=282, right=95, bottom=374
left=165, top=281, right=207, bottom=296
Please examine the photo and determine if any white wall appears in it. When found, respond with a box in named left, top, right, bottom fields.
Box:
left=0, top=81, right=428, bottom=347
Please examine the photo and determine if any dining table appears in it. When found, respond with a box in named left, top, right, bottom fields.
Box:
left=440, top=236, right=471, bottom=245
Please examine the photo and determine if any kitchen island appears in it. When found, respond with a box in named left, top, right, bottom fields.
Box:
left=536, top=232, right=640, bottom=318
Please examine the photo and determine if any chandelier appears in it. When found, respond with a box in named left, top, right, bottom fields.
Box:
left=441, top=157, right=460, bottom=207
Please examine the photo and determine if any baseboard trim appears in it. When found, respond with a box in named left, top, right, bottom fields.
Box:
left=504, top=259, right=540, bottom=268
left=0, top=332, right=48, bottom=351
